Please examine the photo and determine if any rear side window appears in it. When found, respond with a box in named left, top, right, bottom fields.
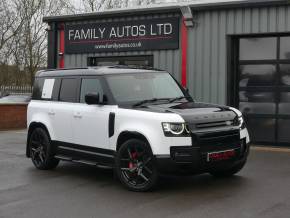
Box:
left=32, top=77, right=60, bottom=101
left=59, top=78, right=78, bottom=102
left=42, top=79, right=55, bottom=99
left=80, top=78, right=104, bottom=103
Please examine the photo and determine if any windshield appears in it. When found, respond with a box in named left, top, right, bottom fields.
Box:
left=106, top=72, right=185, bottom=104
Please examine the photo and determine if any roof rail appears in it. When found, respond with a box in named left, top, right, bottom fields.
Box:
left=35, top=65, right=163, bottom=77
left=35, top=67, right=92, bottom=77
left=41, top=67, right=90, bottom=72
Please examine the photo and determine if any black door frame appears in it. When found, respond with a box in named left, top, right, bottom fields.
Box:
left=227, top=33, right=290, bottom=146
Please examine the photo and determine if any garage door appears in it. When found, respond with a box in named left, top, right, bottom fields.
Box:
left=238, top=36, right=290, bottom=145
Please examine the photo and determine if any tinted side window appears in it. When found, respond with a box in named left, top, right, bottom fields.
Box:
left=32, top=78, right=45, bottom=100
left=59, top=78, right=78, bottom=102
left=51, top=78, right=61, bottom=101
left=80, top=78, right=103, bottom=103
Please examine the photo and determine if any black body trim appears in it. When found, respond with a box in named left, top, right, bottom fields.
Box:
left=108, top=112, right=115, bottom=137
left=42, top=136, right=249, bottom=174
left=155, top=150, right=248, bottom=175
left=52, top=141, right=115, bottom=167
left=156, top=140, right=250, bottom=175
left=53, top=141, right=115, bottom=155
left=57, top=146, right=113, bottom=158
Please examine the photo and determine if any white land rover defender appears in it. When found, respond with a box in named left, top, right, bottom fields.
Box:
left=27, top=66, right=250, bottom=191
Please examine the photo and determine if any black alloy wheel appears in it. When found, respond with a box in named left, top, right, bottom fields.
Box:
left=29, top=128, right=59, bottom=170
left=116, top=139, right=158, bottom=192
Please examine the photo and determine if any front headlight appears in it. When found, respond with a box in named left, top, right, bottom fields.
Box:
left=235, top=116, right=246, bottom=129
left=162, top=122, right=190, bottom=137
left=230, top=107, right=246, bottom=129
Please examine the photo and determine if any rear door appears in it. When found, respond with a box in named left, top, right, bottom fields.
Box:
left=52, top=78, right=79, bottom=143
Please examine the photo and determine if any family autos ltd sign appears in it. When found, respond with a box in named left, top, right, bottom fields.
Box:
left=64, top=17, right=179, bottom=53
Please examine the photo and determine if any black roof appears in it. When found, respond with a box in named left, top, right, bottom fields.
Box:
left=35, top=65, right=165, bottom=78
left=43, top=0, right=289, bottom=23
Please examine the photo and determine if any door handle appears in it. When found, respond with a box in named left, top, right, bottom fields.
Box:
left=73, top=112, right=82, bottom=119
left=48, top=110, right=55, bottom=116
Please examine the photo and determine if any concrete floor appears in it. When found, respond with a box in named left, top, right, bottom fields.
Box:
left=0, top=130, right=290, bottom=218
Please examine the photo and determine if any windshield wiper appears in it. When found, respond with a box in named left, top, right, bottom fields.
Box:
left=133, top=98, right=171, bottom=107
left=169, top=96, right=189, bottom=103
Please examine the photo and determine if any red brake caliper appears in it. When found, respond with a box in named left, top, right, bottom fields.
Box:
left=129, top=152, right=138, bottom=169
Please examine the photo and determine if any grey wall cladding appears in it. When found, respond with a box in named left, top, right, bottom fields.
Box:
left=187, top=5, right=290, bottom=105
left=63, top=13, right=182, bottom=81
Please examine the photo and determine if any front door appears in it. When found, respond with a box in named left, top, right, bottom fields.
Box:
left=237, top=36, right=290, bottom=145
left=72, top=77, right=112, bottom=150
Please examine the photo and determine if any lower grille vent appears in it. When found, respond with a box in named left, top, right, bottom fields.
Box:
left=192, top=130, right=241, bottom=153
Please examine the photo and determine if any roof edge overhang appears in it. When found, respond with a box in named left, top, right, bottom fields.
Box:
left=43, top=0, right=289, bottom=23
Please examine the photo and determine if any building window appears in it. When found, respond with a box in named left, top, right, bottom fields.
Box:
left=239, top=37, right=277, bottom=61
left=87, top=55, right=153, bottom=67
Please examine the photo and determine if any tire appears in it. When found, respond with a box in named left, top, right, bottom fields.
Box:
left=115, top=139, right=158, bottom=192
left=29, top=127, right=59, bottom=170
left=209, top=159, right=247, bottom=177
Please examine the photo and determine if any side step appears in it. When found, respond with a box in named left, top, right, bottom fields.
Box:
left=54, top=155, right=113, bottom=169
left=55, top=155, right=72, bottom=161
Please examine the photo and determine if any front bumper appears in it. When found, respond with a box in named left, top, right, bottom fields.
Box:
left=155, top=129, right=250, bottom=175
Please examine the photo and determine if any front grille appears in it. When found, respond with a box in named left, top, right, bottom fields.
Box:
left=192, top=130, right=241, bottom=153
left=195, top=120, right=233, bottom=129
left=198, top=130, right=239, bottom=144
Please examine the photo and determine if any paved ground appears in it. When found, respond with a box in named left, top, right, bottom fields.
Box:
left=0, top=130, right=290, bottom=218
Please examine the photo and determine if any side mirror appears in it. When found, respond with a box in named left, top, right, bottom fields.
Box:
left=85, top=93, right=100, bottom=105
left=184, top=87, right=189, bottom=94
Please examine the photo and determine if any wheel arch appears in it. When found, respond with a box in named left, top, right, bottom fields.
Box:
left=116, top=131, right=152, bottom=152
left=26, top=122, right=51, bottom=158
